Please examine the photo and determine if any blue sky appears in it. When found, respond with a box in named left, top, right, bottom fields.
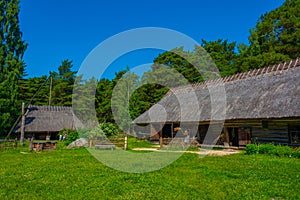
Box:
left=20, top=0, right=285, bottom=79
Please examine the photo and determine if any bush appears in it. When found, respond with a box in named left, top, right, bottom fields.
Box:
left=245, top=144, right=258, bottom=155
left=87, top=123, right=120, bottom=139
left=77, top=127, right=92, bottom=139
left=272, top=145, right=294, bottom=157
left=258, top=143, right=276, bottom=154
left=245, top=143, right=298, bottom=158
left=59, top=128, right=79, bottom=146
left=292, top=148, right=300, bottom=158
left=100, top=123, right=119, bottom=137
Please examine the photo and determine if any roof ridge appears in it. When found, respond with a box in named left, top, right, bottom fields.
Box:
left=28, top=105, right=72, bottom=112
left=167, top=58, right=300, bottom=94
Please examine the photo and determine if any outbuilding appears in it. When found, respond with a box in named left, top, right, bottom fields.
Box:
left=15, top=105, right=82, bottom=140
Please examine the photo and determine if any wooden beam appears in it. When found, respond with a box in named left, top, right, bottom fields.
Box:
left=20, top=102, right=25, bottom=146
left=223, top=127, right=230, bottom=146
left=159, top=124, right=163, bottom=148
left=171, top=123, right=174, bottom=139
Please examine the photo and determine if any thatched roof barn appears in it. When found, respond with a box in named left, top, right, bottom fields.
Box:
left=15, top=105, right=83, bottom=140
left=133, top=59, right=300, bottom=147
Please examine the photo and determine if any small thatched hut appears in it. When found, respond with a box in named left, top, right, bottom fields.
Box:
left=15, top=105, right=82, bottom=140
left=133, top=59, right=300, bottom=147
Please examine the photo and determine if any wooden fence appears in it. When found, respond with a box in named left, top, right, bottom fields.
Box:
left=91, top=137, right=125, bottom=149
left=0, top=139, right=18, bottom=150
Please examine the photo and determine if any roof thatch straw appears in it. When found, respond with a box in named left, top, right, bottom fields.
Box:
left=133, top=58, right=300, bottom=124
left=15, top=105, right=83, bottom=133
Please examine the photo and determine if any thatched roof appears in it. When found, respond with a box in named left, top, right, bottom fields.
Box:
left=133, top=58, right=300, bottom=124
left=15, top=105, right=83, bottom=133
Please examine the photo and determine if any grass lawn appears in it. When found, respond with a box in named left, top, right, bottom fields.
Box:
left=0, top=145, right=299, bottom=199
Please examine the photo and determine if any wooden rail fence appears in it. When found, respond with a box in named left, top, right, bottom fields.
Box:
left=0, top=139, right=18, bottom=150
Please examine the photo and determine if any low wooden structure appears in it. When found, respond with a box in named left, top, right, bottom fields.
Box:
left=0, top=139, right=18, bottom=150
left=29, top=141, right=57, bottom=151
left=15, top=105, right=83, bottom=140
left=90, top=137, right=125, bottom=150
left=133, top=59, right=300, bottom=148
left=94, top=144, right=116, bottom=150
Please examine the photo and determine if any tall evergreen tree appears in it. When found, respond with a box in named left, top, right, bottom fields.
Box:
left=237, top=0, right=299, bottom=71
left=51, top=59, right=76, bottom=106
left=201, top=39, right=238, bottom=76
left=0, top=0, right=27, bottom=137
left=111, top=69, right=139, bottom=133
left=18, top=76, right=49, bottom=105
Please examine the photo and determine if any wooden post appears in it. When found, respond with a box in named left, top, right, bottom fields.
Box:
left=124, top=134, right=128, bottom=150
left=20, top=102, right=25, bottom=146
left=49, top=75, right=52, bottom=106
left=29, top=136, right=34, bottom=151
left=14, top=138, right=18, bottom=148
left=89, top=135, right=93, bottom=148
left=159, top=124, right=163, bottom=148
left=224, top=127, right=230, bottom=147
left=171, top=123, right=174, bottom=139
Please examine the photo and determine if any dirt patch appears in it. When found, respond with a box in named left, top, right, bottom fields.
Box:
left=132, top=148, right=242, bottom=156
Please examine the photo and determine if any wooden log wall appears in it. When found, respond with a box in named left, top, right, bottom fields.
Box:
left=225, top=119, right=300, bottom=145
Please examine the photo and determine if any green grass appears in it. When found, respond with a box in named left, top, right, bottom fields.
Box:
left=127, top=137, right=158, bottom=150
left=0, top=147, right=299, bottom=199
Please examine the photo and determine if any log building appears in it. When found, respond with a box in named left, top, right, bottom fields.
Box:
left=133, top=59, right=300, bottom=147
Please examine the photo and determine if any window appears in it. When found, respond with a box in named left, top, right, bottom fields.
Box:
left=289, top=125, right=300, bottom=144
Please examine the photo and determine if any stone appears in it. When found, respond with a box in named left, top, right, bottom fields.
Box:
left=67, top=138, right=88, bottom=149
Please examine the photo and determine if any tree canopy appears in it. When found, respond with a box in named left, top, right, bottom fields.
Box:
left=0, top=0, right=27, bottom=137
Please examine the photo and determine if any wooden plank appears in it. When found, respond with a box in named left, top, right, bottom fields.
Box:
left=159, top=124, right=163, bottom=148
left=20, top=102, right=25, bottom=146
left=95, top=144, right=116, bottom=150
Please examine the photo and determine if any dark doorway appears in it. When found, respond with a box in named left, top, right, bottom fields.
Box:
left=196, top=125, right=209, bottom=144
left=228, top=128, right=239, bottom=147
left=162, top=124, right=172, bottom=138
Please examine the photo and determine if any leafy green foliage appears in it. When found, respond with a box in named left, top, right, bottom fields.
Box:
left=236, top=0, right=300, bottom=71
left=254, top=0, right=300, bottom=59
left=88, top=123, right=119, bottom=138
left=246, top=143, right=298, bottom=158
left=18, top=76, right=49, bottom=105
left=99, top=123, right=119, bottom=137
left=59, top=128, right=79, bottom=146
left=271, top=145, right=295, bottom=157
left=73, top=76, right=98, bottom=126
left=111, top=69, right=140, bottom=133
left=202, top=39, right=238, bottom=76
left=258, top=143, right=276, bottom=154
left=0, top=0, right=27, bottom=137
left=51, top=59, right=76, bottom=106
left=245, top=144, right=258, bottom=155
left=292, top=147, right=300, bottom=158
left=18, top=59, right=77, bottom=108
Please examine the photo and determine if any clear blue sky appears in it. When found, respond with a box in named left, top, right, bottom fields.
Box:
left=19, top=0, right=285, bottom=79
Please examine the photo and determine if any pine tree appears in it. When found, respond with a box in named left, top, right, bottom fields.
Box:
left=0, top=0, right=27, bottom=137
left=237, top=0, right=299, bottom=71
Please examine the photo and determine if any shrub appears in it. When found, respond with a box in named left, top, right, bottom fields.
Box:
left=88, top=123, right=120, bottom=138
left=292, top=148, right=300, bottom=158
left=89, top=126, right=105, bottom=138
left=258, top=143, right=276, bottom=154
left=99, top=123, right=119, bottom=137
left=245, top=144, right=258, bottom=155
left=246, top=143, right=298, bottom=158
left=59, top=128, right=79, bottom=146
left=77, top=127, right=92, bottom=139
left=271, top=145, right=294, bottom=157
